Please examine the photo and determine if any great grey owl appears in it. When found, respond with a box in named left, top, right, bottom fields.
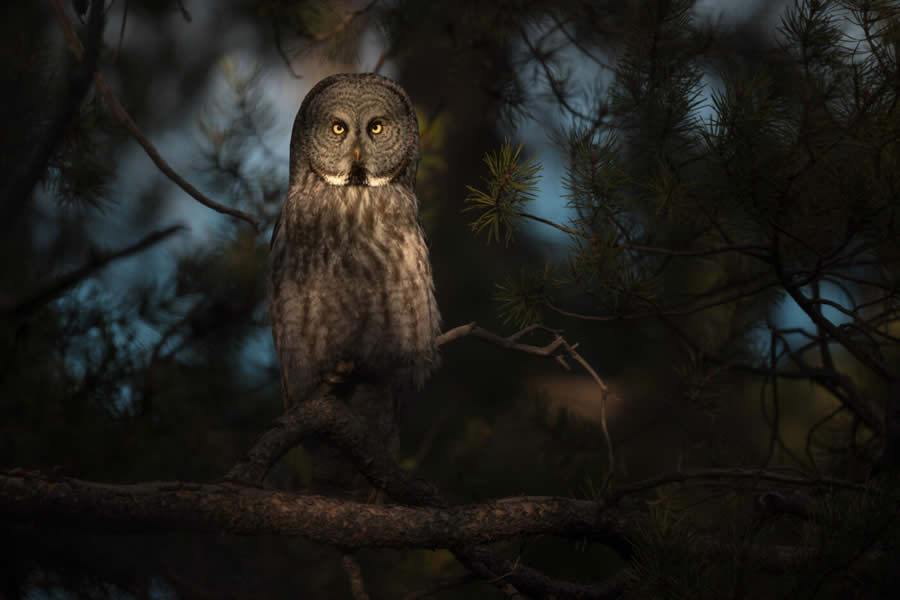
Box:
left=269, top=73, right=441, bottom=493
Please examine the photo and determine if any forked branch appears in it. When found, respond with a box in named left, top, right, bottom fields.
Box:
left=438, top=322, right=615, bottom=490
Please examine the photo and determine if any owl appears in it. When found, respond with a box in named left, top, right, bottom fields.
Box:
left=268, top=73, right=441, bottom=492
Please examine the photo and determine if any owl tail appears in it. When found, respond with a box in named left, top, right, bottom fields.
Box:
left=306, top=380, right=399, bottom=501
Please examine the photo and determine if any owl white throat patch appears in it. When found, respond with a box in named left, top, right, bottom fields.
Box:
left=320, top=172, right=392, bottom=187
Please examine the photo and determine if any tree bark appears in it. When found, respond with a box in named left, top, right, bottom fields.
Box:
left=0, top=470, right=635, bottom=552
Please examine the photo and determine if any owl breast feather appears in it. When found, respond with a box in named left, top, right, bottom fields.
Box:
left=269, top=174, right=440, bottom=403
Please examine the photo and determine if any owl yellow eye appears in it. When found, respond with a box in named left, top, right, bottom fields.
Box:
left=332, top=122, right=346, bottom=135
left=369, top=121, right=383, bottom=134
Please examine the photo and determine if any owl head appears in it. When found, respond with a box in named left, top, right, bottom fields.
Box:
left=290, top=73, right=419, bottom=189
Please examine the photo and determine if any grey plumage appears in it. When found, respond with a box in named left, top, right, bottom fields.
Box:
left=269, top=73, right=440, bottom=493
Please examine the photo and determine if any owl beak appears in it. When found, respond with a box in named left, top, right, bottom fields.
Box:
left=353, top=147, right=361, bottom=162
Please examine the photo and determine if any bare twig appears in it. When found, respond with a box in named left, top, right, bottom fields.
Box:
left=518, top=26, right=599, bottom=125
left=762, top=327, right=781, bottom=467
left=111, top=0, right=128, bottom=64
left=50, top=0, right=260, bottom=230
left=437, top=322, right=614, bottom=490
left=437, top=322, right=566, bottom=360
left=0, top=225, right=186, bottom=319
left=775, top=242, right=894, bottom=382
left=549, top=14, right=615, bottom=71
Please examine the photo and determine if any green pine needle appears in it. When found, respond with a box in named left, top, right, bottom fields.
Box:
left=464, top=139, right=542, bottom=246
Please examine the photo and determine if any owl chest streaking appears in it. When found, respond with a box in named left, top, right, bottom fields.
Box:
left=269, top=73, right=441, bottom=407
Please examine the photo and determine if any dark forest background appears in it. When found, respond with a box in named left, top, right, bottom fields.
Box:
left=2, top=0, right=900, bottom=598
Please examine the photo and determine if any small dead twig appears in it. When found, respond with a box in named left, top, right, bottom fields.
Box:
left=0, top=225, right=186, bottom=319
left=437, top=322, right=615, bottom=491
left=111, top=0, right=128, bottom=64
left=50, top=0, right=260, bottom=230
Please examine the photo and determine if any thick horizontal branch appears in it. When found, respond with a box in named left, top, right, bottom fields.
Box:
left=226, top=377, right=629, bottom=598
left=0, top=225, right=185, bottom=319
left=50, top=0, right=259, bottom=230
left=0, top=470, right=634, bottom=551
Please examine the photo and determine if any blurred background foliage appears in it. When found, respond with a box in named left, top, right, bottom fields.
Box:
left=2, top=0, right=900, bottom=598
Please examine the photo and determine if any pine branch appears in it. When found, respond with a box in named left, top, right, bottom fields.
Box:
left=464, top=140, right=542, bottom=245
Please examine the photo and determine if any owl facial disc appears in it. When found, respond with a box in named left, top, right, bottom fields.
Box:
left=293, top=73, right=419, bottom=190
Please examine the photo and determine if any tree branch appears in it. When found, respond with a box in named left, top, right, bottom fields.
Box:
left=224, top=384, right=445, bottom=507
left=774, top=237, right=894, bottom=382
left=514, top=210, right=768, bottom=259
left=50, top=0, right=260, bottom=230
left=0, top=470, right=636, bottom=551
left=225, top=375, right=630, bottom=599
left=437, top=322, right=615, bottom=489
left=0, top=225, right=186, bottom=319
